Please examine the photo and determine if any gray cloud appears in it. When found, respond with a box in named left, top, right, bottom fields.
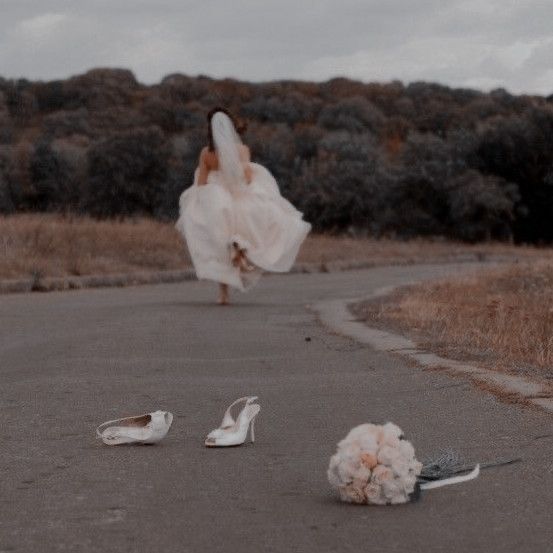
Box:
left=0, top=0, right=551, bottom=94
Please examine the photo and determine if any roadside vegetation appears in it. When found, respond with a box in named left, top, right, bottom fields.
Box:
left=352, top=261, right=553, bottom=384
left=1, top=213, right=547, bottom=280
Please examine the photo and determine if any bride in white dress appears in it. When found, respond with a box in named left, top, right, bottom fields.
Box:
left=176, top=108, right=311, bottom=304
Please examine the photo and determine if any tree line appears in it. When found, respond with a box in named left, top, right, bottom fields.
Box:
left=1, top=68, right=552, bottom=243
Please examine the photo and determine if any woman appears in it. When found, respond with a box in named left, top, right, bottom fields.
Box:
left=176, top=108, right=311, bottom=304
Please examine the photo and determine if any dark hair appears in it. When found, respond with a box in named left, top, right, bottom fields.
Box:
left=207, top=107, right=247, bottom=151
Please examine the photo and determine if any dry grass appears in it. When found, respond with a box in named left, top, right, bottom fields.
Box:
left=353, top=262, right=553, bottom=382
left=0, top=214, right=190, bottom=279
left=0, top=213, right=551, bottom=281
left=293, top=234, right=546, bottom=265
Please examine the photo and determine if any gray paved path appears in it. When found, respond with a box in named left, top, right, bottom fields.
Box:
left=1, top=264, right=552, bottom=553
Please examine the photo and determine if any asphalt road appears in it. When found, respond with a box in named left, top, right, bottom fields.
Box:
left=1, top=264, right=552, bottom=553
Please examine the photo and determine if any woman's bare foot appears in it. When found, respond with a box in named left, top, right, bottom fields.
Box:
left=238, top=254, right=255, bottom=273
left=218, top=283, right=229, bottom=305
left=231, top=242, right=255, bottom=273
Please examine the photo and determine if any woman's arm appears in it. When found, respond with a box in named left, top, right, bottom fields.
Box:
left=197, top=148, right=209, bottom=186
left=241, top=146, right=253, bottom=184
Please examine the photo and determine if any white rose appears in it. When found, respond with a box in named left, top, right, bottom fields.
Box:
left=382, top=479, right=405, bottom=503
left=381, top=422, right=403, bottom=447
left=398, top=439, right=415, bottom=459
left=401, top=475, right=417, bottom=496
left=338, top=442, right=361, bottom=459
left=337, top=458, right=358, bottom=483
left=391, top=458, right=411, bottom=477
left=377, top=444, right=400, bottom=466
left=355, top=464, right=372, bottom=483
left=327, top=455, right=343, bottom=487
left=340, top=483, right=365, bottom=504
left=372, top=464, right=393, bottom=483
left=358, top=433, right=379, bottom=453
left=364, top=482, right=386, bottom=504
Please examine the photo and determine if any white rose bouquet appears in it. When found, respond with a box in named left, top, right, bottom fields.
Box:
left=328, top=422, right=481, bottom=505
left=327, top=422, right=422, bottom=505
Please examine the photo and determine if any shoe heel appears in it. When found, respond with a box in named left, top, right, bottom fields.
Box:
left=250, top=417, right=256, bottom=443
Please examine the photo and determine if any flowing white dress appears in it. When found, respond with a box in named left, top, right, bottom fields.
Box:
left=176, top=162, right=311, bottom=291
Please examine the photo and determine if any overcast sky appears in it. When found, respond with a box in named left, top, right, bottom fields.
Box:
left=1, top=0, right=552, bottom=94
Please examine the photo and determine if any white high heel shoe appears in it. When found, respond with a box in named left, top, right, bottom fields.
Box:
left=96, top=410, right=173, bottom=445
left=205, top=396, right=260, bottom=447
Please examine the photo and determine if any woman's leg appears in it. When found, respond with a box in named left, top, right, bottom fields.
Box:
left=231, top=242, right=254, bottom=273
left=218, top=283, right=229, bottom=305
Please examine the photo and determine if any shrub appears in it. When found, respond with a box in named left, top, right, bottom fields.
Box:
left=84, top=127, right=170, bottom=217
left=43, top=109, right=91, bottom=139
left=318, top=96, right=384, bottom=133
left=475, top=107, right=553, bottom=242
left=291, top=133, right=382, bottom=233
left=446, top=170, right=519, bottom=241
left=63, top=68, right=139, bottom=110
left=0, top=146, right=15, bottom=213
left=242, top=93, right=321, bottom=125
left=28, top=141, right=75, bottom=211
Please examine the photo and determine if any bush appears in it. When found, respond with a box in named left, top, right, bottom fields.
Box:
left=446, top=170, right=518, bottom=241
left=318, top=96, right=384, bottom=133
left=246, top=124, right=298, bottom=190
left=3, top=82, right=37, bottom=121
left=475, top=107, right=553, bottom=242
left=43, top=109, right=91, bottom=139
left=242, top=93, right=321, bottom=125
left=142, top=94, right=203, bottom=133
left=84, top=127, right=170, bottom=217
left=0, top=146, right=15, bottom=213
left=63, top=68, right=139, bottom=110
left=28, top=141, right=75, bottom=211
left=32, top=80, right=76, bottom=111
left=291, top=134, right=382, bottom=232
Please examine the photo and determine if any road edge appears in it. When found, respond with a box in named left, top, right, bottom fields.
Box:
left=313, top=284, right=553, bottom=414
left=0, top=253, right=492, bottom=295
